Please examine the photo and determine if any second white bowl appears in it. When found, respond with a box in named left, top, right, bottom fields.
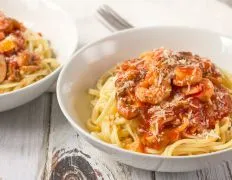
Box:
left=0, top=0, right=78, bottom=112
left=57, top=26, right=232, bottom=172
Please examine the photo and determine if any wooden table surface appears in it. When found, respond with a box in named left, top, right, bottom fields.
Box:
left=1, top=0, right=232, bottom=180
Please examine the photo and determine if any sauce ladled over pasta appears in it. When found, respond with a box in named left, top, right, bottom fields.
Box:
left=115, top=48, right=232, bottom=151
left=88, top=48, right=232, bottom=156
left=0, top=12, right=59, bottom=93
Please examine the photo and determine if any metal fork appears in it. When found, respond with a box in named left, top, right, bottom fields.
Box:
left=95, top=4, right=134, bottom=32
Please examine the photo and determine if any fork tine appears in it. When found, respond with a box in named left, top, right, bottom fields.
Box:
left=101, top=4, right=133, bottom=28
left=97, top=8, right=127, bottom=31
left=97, top=6, right=131, bottom=29
left=96, top=4, right=133, bottom=32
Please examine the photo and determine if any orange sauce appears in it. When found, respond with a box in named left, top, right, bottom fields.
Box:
left=115, top=48, right=232, bottom=150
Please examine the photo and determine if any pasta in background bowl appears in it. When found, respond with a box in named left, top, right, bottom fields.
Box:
left=0, top=0, right=78, bottom=111
left=57, top=26, right=232, bottom=172
left=0, top=12, right=59, bottom=93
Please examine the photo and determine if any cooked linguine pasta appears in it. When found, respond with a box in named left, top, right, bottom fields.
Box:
left=88, top=48, right=232, bottom=156
left=0, top=12, right=59, bottom=94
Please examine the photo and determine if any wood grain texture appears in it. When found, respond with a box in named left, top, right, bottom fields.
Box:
left=154, top=171, right=199, bottom=180
left=0, top=93, right=51, bottom=180
left=154, top=161, right=232, bottom=180
left=45, top=93, right=232, bottom=180
left=45, top=94, right=152, bottom=180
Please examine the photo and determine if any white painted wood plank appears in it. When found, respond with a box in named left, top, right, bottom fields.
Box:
left=155, top=171, right=199, bottom=180
left=195, top=162, right=232, bottom=180
left=45, top=94, right=152, bottom=180
left=45, top=94, right=232, bottom=180
left=0, top=93, right=51, bottom=180
left=45, top=1, right=232, bottom=179
left=154, top=161, right=232, bottom=180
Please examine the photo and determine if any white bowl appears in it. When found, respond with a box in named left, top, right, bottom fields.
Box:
left=57, top=26, right=232, bottom=172
left=0, top=0, right=78, bottom=112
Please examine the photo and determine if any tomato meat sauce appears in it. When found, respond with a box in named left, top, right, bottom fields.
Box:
left=115, top=48, right=232, bottom=152
left=0, top=12, right=41, bottom=84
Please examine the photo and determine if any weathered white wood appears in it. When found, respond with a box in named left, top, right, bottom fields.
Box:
left=0, top=93, right=51, bottom=180
left=46, top=92, right=232, bottom=180
left=155, top=171, right=199, bottom=180
left=45, top=94, right=152, bottom=180
left=45, top=1, right=232, bottom=179
left=154, top=161, right=232, bottom=180
left=195, top=162, right=232, bottom=180
left=0, top=1, right=231, bottom=179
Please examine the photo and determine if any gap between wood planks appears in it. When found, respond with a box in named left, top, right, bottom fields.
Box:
left=44, top=93, right=232, bottom=180
left=41, top=93, right=53, bottom=180
left=0, top=92, right=232, bottom=179
left=44, top=94, right=153, bottom=180
left=44, top=0, right=232, bottom=179
left=0, top=93, right=51, bottom=180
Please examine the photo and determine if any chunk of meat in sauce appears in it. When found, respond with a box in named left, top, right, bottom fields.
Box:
left=0, top=13, right=25, bottom=35
left=212, top=88, right=232, bottom=120
left=115, top=69, right=139, bottom=89
left=140, top=48, right=165, bottom=62
left=16, top=51, right=32, bottom=66
left=7, top=61, right=21, bottom=81
left=142, top=129, right=180, bottom=150
left=135, top=77, right=172, bottom=105
left=0, top=32, right=5, bottom=41
left=12, top=31, right=25, bottom=50
left=117, top=97, right=139, bottom=120
left=182, top=78, right=214, bottom=102
left=173, top=66, right=202, bottom=86
left=0, top=55, right=6, bottom=82
left=195, top=78, right=214, bottom=101
left=115, top=66, right=141, bottom=119
left=199, top=59, right=222, bottom=84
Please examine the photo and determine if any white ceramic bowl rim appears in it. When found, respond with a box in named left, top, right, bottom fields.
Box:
left=0, top=0, right=79, bottom=98
left=57, top=26, right=232, bottom=160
